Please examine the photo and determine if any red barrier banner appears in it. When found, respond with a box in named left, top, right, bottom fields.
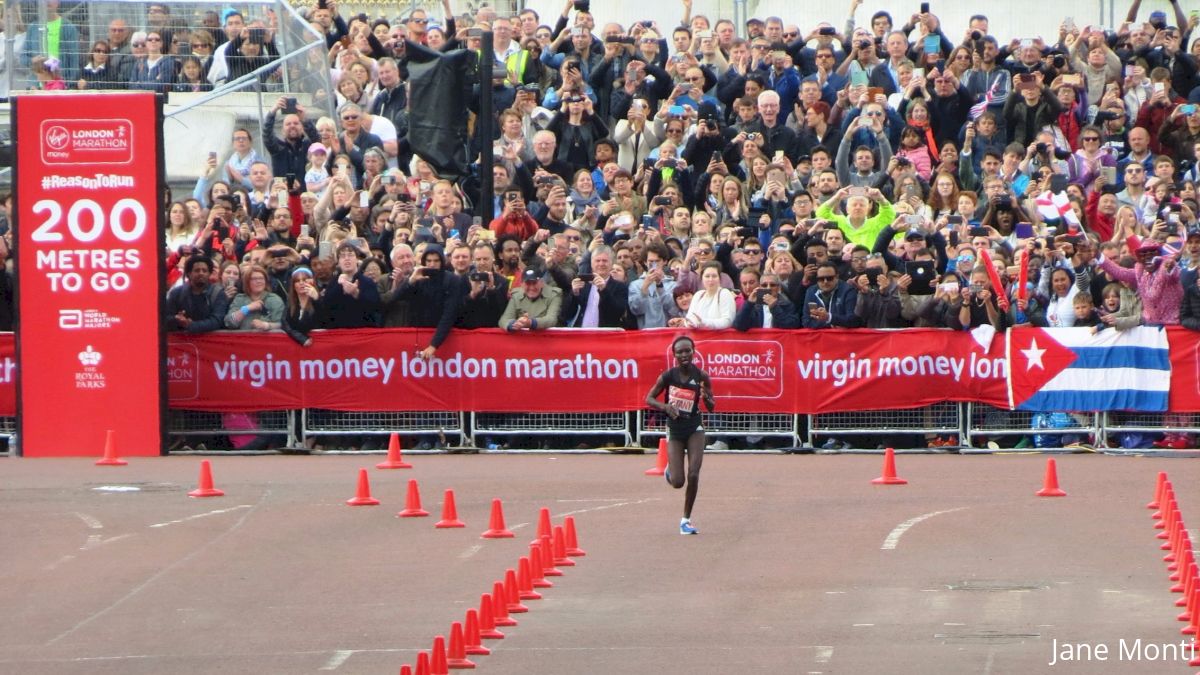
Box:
left=167, top=328, right=1009, bottom=414
left=1168, top=327, right=1200, bottom=412
left=14, top=94, right=165, bottom=456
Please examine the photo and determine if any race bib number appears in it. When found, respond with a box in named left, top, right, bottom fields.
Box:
left=667, top=385, right=697, bottom=413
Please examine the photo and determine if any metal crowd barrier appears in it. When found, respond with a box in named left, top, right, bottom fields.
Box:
left=303, top=410, right=467, bottom=449
left=964, top=404, right=1101, bottom=451
left=809, top=403, right=963, bottom=449
left=1100, top=412, right=1200, bottom=450
left=169, top=409, right=296, bottom=450
left=637, top=411, right=800, bottom=449
left=0, top=416, right=16, bottom=455
left=158, top=405, right=1197, bottom=453
left=470, top=412, right=632, bottom=449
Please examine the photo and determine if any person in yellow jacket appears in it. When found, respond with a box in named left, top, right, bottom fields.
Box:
left=814, top=186, right=896, bottom=250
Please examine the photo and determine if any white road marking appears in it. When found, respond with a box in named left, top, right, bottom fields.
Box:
left=149, top=505, right=253, bottom=529
left=45, top=555, right=75, bottom=571
left=80, top=534, right=132, bottom=551
left=852, top=624, right=874, bottom=627
left=46, top=490, right=270, bottom=646
left=814, top=646, right=833, bottom=663
left=459, top=544, right=484, bottom=560
left=74, top=513, right=103, bottom=530
left=320, top=650, right=353, bottom=670
left=881, top=507, right=968, bottom=550
left=91, top=486, right=141, bottom=492
left=557, top=497, right=661, bottom=518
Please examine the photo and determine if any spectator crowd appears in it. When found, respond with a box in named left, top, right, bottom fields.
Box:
left=16, top=0, right=1200, bottom=448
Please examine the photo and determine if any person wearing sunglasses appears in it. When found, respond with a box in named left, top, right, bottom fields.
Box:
left=802, top=261, right=862, bottom=328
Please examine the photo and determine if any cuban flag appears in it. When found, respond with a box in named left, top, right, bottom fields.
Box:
left=1008, top=326, right=1169, bottom=411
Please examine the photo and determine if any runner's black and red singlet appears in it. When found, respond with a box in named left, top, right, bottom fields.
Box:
left=660, top=366, right=705, bottom=440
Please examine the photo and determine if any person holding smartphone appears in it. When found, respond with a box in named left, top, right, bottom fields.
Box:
left=644, top=335, right=715, bottom=535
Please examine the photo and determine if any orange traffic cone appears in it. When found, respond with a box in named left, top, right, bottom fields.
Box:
left=463, top=608, right=490, bottom=655
left=553, top=526, right=576, bottom=567
left=531, top=506, right=552, bottom=546
left=481, top=499, right=514, bottom=538
left=517, top=556, right=542, bottom=600
left=564, top=515, right=586, bottom=557
left=95, top=429, right=127, bottom=466
left=504, top=569, right=528, bottom=613
left=477, top=594, right=504, bottom=639
left=540, top=535, right=563, bottom=576
left=400, top=665, right=412, bottom=675
left=871, top=448, right=907, bottom=485
left=188, top=459, right=224, bottom=497
left=1154, top=481, right=1174, bottom=522
left=446, top=621, right=475, bottom=669
left=1036, top=458, right=1066, bottom=497
left=376, top=433, right=413, bottom=469
left=528, top=544, right=552, bottom=589
left=346, top=468, right=380, bottom=506
left=645, top=438, right=667, bottom=475
left=491, top=583, right=517, bottom=626
left=414, top=652, right=430, bottom=675
left=1149, top=471, right=1168, bottom=509
left=430, top=635, right=449, bottom=675
left=398, top=479, right=430, bottom=517
left=435, top=489, right=465, bottom=528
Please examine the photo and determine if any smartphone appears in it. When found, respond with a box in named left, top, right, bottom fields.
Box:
left=578, top=273, right=595, bottom=282
left=641, top=215, right=656, bottom=229
left=668, top=105, right=685, bottom=117
left=1015, top=222, right=1035, bottom=239
left=710, top=150, right=724, bottom=166
left=754, top=288, right=769, bottom=302
left=947, top=215, right=964, bottom=226
left=467, top=28, right=482, bottom=38
left=912, top=67, right=925, bottom=80
left=319, top=241, right=332, bottom=258
left=208, top=150, right=217, bottom=161
left=1154, top=82, right=1166, bottom=94
left=818, top=26, right=836, bottom=36
left=284, top=97, right=298, bottom=114
left=807, top=302, right=819, bottom=312
left=923, top=35, right=939, bottom=54
left=359, top=192, right=370, bottom=208
left=949, top=231, right=960, bottom=247
left=300, top=223, right=310, bottom=238
left=1020, top=39, right=1033, bottom=50
left=1182, top=105, right=1198, bottom=116
left=848, top=186, right=867, bottom=198
left=1101, top=166, right=1116, bottom=183
left=920, top=2, right=930, bottom=13
left=968, top=226, right=990, bottom=238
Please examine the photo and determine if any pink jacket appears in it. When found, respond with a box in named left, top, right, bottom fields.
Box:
left=1097, top=257, right=1182, bottom=326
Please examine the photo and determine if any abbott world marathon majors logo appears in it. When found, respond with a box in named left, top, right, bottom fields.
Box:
left=689, top=339, right=784, bottom=399
left=41, top=119, right=134, bottom=165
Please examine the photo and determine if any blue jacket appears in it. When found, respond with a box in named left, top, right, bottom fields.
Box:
left=733, top=296, right=801, bottom=330
left=802, top=281, right=861, bottom=329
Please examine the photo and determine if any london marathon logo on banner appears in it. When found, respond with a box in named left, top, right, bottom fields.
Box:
left=41, top=119, right=134, bottom=165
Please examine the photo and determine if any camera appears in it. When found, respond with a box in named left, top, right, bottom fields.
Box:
left=469, top=271, right=490, bottom=282
left=701, top=118, right=717, bottom=131
left=818, top=26, right=836, bottom=36
left=535, top=175, right=556, bottom=185
left=995, top=195, right=1013, bottom=210
left=736, top=226, right=757, bottom=238
left=754, top=287, right=770, bottom=302
left=970, top=30, right=982, bottom=41
left=970, top=282, right=983, bottom=294
left=1035, top=142, right=1048, bottom=154
left=578, top=273, right=595, bottom=282
left=1053, top=55, right=1065, bottom=69
left=661, top=158, right=677, bottom=169
left=858, top=40, right=871, bottom=50
left=653, top=196, right=673, bottom=206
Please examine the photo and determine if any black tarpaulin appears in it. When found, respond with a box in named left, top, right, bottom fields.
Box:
left=403, top=42, right=473, bottom=179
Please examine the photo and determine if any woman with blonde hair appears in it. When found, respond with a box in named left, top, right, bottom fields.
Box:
left=712, top=176, right=749, bottom=227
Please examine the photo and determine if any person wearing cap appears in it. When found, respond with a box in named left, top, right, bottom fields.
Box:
left=500, top=266, right=561, bottom=330
left=321, top=241, right=382, bottom=328
left=264, top=245, right=300, bottom=299
left=304, top=143, right=331, bottom=198
left=263, top=96, right=320, bottom=184
left=1096, top=239, right=1182, bottom=326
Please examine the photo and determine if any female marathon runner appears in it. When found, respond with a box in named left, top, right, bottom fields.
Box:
left=645, top=335, right=715, bottom=534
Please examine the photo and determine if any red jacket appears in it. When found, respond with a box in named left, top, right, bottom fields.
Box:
left=489, top=212, right=538, bottom=240
left=1084, top=190, right=1114, bottom=242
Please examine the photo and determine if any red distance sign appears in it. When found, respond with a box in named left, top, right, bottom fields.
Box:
left=15, top=93, right=164, bottom=457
